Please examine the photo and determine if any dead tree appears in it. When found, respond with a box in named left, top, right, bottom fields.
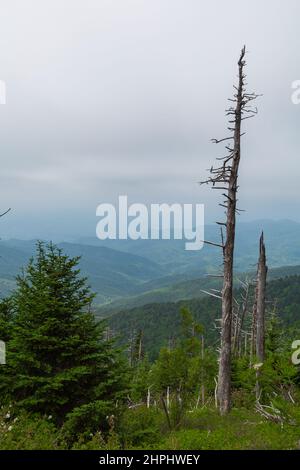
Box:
left=250, top=289, right=257, bottom=367
left=255, top=232, right=267, bottom=362
left=136, top=329, right=144, bottom=362
left=201, top=46, right=259, bottom=414
left=201, top=334, right=205, bottom=405
left=254, top=233, right=268, bottom=399
left=234, top=278, right=252, bottom=356
left=131, top=329, right=144, bottom=366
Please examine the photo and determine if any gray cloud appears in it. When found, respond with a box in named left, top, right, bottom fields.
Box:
left=0, top=0, right=299, bottom=238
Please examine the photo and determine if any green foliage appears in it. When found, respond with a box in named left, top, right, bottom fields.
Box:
left=0, top=298, right=14, bottom=343
left=2, top=242, right=127, bottom=429
left=151, top=347, right=189, bottom=394
left=149, top=308, right=216, bottom=402
left=232, top=357, right=256, bottom=394
left=107, top=275, right=300, bottom=360
left=71, top=430, right=120, bottom=450
left=126, top=309, right=218, bottom=433
left=108, top=404, right=300, bottom=450
left=129, top=357, right=151, bottom=403
left=2, top=403, right=300, bottom=450
left=154, top=407, right=300, bottom=450
left=118, top=406, right=166, bottom=448
left=0, top=407, right=59, bottom=450
left=108, top=298, right=221, bottom=360
left=60, top=400, right=115, bottom=447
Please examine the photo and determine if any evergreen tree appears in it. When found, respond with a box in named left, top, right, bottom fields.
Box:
left=0, top=297, right=14, bottom=343
left=5, top=242, right=127, bottom=425
left=0, top=298, right=14, bottom=397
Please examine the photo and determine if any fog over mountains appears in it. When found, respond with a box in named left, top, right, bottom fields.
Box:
left=0, top=219, right=299, bottom=308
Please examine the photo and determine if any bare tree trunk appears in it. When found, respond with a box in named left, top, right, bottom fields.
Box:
left=244, top=331, right=248, bottom=357
left=250, top=284, right=258, bottom=367
left=214, top=377, right=218, bottom=409
left=161, top=396, right=172, bottom=430
left=232, top=305, right=240, bottom=354
left=129, top=329, right=134, bottom=367
left=252, top=233, right=268, bottom=400
left=217, top=47, right=252, bottom=414
left=201, top=46, right=258, bottom=415
left=138, top=330, right=143, bottom=362
left=201, top=335, right=205, bottom=405
left=256, top=232, right=267, bottom=362
left=235, top=280, right=250, bottom=356
left=166, top=386, right=170, bottom=410
left=147, top=386, right=152, bottom=408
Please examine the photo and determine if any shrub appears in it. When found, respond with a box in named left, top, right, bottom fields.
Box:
left=0, top=408, right=59, bottom=450
left=118, top=406, right=166, bottom=448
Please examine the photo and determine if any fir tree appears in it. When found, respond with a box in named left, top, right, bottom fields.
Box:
left=0, top=298, right=14, bottom=343
left=5, top=242, right=126, bottom=424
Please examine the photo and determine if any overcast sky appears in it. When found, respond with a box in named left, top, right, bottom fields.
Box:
left=0, top=0, right=299, bottom=239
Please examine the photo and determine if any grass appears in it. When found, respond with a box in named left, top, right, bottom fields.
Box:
left=1, top=404, right=300, bottom=450
left=119, top=405, right=300, bottom=450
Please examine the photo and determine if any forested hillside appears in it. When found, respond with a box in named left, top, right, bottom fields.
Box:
left=100, top=264, right=300, bottom=313
left=106, top=275, right=300, bottom=359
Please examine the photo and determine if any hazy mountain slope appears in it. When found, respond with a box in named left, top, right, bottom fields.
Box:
left=0, top=244, right=32, bottom=278
left=1, top=220, right=300, bottom=304
left=0, top=240, right=166, bottom=303
left=97, top=276, right=222, bottom=314
left=59, top=242, right=167, bottom=303
left=78, top=219, right=300, bottom=274
left=98, top=264, right=300, bottom=313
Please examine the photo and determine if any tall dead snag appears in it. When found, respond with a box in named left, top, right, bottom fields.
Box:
left=255, top=232, right=268, bottom=362
left=250, top=290, right=257, bottom=367
left=254, top=232, right=268, bottom=399
left=201, top=46, right=258, bottom=414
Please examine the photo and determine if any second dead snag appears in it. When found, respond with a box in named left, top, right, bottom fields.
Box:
left=255, top=232, right=268, bottom=363
left=201, top=46, right=259, bottom=415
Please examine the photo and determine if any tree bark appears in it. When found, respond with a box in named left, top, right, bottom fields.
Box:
left=201, top=335, right=205, bottom=405
left=217, top=48, right=245, bottom=415
left=235, top=281, right=250, bottom=356
left=201, top=46, right=258, bottom=414
left=256, top=232, right=267, bottom=362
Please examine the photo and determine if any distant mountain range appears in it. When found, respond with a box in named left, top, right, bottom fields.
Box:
left=0, top=219, right=300, bottom=306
